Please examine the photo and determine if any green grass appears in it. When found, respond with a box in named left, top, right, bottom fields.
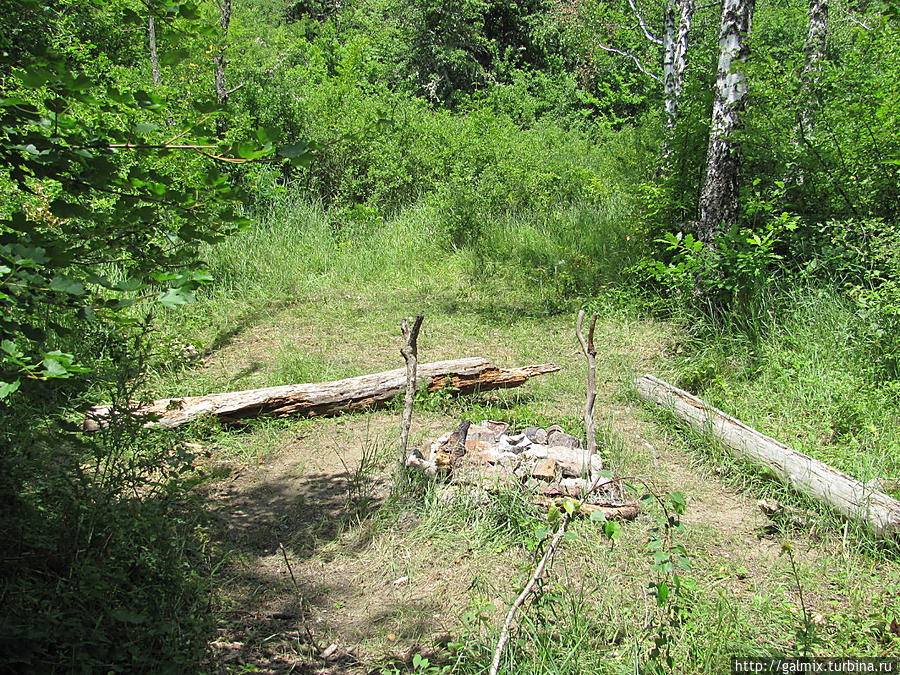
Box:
left=141, top=145, right=900, bottom=674
left=663, top=283, right=900, bottom=486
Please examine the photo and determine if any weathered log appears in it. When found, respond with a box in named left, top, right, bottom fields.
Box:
left=84, top=358, right=560, bottom=432
left=635, top=374, right=900, bottom=538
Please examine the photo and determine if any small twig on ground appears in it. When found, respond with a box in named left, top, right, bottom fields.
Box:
left=488, top=475, right=610, bottom=675
left=576, top=310, right=599, bottom=461
left=489, top=515, right=569, bottom=675
left=398, top=313, right=424, bottom=473
left=279, top=542, right=300, bottom=593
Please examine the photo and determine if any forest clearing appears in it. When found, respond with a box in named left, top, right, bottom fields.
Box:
left=3, top=0, right=900, bottom=671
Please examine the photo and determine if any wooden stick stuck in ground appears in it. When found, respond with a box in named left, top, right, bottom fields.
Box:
left=576, top=310, right=599, bottom=461
left=398, top=313, right=424, bottom=471
left=635, top=374, right=900, bottom=538
left=84, top=358, right=560, bottom=431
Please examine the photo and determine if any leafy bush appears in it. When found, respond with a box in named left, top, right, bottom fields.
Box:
left=0, top=329, right=215, bottom=671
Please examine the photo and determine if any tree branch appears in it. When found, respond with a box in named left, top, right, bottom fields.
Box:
left=575, top=310, right=599, bottom=459
left=398, top=313, right=424, bottom=471
left=628, top=0, right=664, bottom=44
left=488, top=474, right=616, bottom=675
left=597, top=42, right=661, bottom=82
left=489, top=516, right=569, bottom=675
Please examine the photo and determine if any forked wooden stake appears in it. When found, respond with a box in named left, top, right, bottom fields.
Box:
left=398, top=313, right=424, bottom=471
left=575, top=310, right=599, bottom=459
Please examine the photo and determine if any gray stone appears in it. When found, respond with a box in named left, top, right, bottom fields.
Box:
left=524, top=427, right=548, bottom=444
left=547, top=427, right=582, bottom=449
left=546, top=445, right=592, bottom=477
left=466, top=424, right=499, bottom=442
left=522, top=445, right=548, bottom=460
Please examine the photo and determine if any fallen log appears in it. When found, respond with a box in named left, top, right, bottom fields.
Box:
left=84, top=358, right=560, bottom=432
left=635, top=374, right=900, bottom=538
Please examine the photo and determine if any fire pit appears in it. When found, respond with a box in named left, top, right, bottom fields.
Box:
left=407, top=420, right=639, bottom=519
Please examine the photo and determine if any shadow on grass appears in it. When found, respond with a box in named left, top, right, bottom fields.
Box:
left=201, top=469, right=456, bottom=673
left=435, top=296, right=574, bottom=326
left=204, top=297, right=299, bottom=355
left=206, top=470, right=378, bottom=558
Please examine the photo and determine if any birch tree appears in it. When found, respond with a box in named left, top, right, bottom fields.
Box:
left=790, top=0, right=829, bottom=184
left=595, top=0, right=695, bottom=131
left=148, top=14, right=161, bottom=86
left=697, top=0, right=755, bottom=246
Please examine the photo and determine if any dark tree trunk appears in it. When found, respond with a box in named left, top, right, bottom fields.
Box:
left=697, top=0, right=755, bottom=246
left=148, top=15, right=160, bottom=86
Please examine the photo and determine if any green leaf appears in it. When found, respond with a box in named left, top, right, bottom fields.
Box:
left=160, top=48, right=191, bottom=67
left=669, top=491, right=686, bottom=515
left=157, top=287, right=194, bottom=308
left=42, top=356, right=70, bottom=378
left=50, top=275, right=85, bottom=296
left=603, top=521, right=622, bottom=542
left=134, top=90, right=165, bottom=109
left=589, top=509, right=607, bottom=523
left=547, top=505, right=560, bottom=524
left=20, top=69, right=52, bottom=89
left=1, top=340, right=22, bottom=358
left=656, top=581, right=669, bottom=606
left=133, top=122, right=159, bottom=135
left=0, top=380, right=20, bottom=400
left=256, top=126, right=279, bottom=144
left=277, top=141, right=309, bottom=159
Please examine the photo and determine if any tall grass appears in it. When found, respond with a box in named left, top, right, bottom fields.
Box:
left=667, top=282, right=900, bottom=484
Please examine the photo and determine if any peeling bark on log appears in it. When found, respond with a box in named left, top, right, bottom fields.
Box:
left=84, top=358, right=560, bottom=432
left=635, top=374, right=900, bottom=538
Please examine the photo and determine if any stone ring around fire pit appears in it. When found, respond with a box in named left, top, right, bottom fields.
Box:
left=406, top=420, right=639, bottom=520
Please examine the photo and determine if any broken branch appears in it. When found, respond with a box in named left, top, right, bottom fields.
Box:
left=576, top=310, right=600, bottom=460
left=398, top=313, right=424, bottom=471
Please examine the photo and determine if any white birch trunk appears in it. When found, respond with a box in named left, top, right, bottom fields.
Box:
left=698, top=0, right=755, bottom=245
left=799, top=0, right=828, bottom=140
left=663, top=5, right=677, bottom=129
left=662, top=0, right=693, bottom=131
left=148, top=15, right=161, bottom=86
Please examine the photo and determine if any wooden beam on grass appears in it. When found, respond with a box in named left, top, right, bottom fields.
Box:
left=635, top=374, right=900, bottom=538
left=84, top=358, right=560, bottom=432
